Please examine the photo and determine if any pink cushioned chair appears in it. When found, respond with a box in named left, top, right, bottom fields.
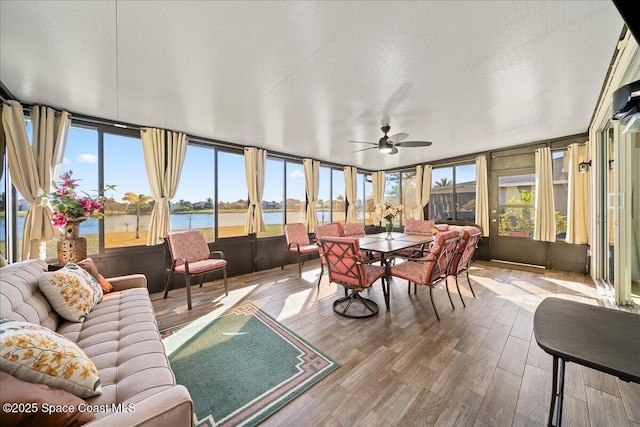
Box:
left=163, top=229, right=228, bottom=310
left=394, top=219, right=435, bottom=258
left=314, top=223, right=343, bottom=287
left=390, top=230, right=459, bottom=321
left=448, top=226, right=482, bottom=306
left=342, top=222, right=366, bottom=237
left=320, top=236, right=387, bottom=318
left=282, top=223, right=321, bottom=278
left=343, top=222, right=382, bottom=263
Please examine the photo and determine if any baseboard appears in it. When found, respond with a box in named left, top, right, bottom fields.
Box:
left=488, top=259, right=546, bottom=273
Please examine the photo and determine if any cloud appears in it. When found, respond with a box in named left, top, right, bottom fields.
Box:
left=62, top=157, right=71, bottom=164
left=287, top=169, right=304, bottom=179
left=76, top=153, right=98, bottom=163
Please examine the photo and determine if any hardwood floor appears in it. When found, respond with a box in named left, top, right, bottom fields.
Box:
left=151, top=260, right=640, bottom=427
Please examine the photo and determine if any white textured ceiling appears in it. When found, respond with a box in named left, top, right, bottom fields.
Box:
left=0, top=1, right=624, bottom=170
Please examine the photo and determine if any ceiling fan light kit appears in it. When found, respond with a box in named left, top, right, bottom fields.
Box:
left=349, top=124, right=432, bottom=155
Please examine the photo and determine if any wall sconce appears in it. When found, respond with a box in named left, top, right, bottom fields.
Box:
left=578, top=160, right=591, bottom=173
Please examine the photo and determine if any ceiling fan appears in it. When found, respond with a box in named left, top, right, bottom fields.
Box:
left=349, top=125, right=432, bottom=155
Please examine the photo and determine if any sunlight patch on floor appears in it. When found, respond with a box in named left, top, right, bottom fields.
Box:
left=301, top=267, right=322, bottom=284
left=541, top=277, right=600, bottom=299
left=163, top=284, right=259, bottom=355
left=275, top=288, right=313, bottom=321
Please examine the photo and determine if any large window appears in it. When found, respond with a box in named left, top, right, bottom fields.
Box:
left=45, top=126, right=100, bottom=257
left=103, top=132, right=152, bottom=248
left=356, top=172, right=365, bottom=221
left=259, top=157, right=284, bottom=237
left=428, top=163, right=476, bottom=222
left=317, top=166, right=331, bottom=225
left=498, top=173, right=536, bottom=237
left=332, top=169, right=345, bottom=223
left=552, top=150, right=568, bottom=239
left=401, top=170, right=417, bottom=222
left=286, top=162, right=306, bottom=225
left=364, top=175, right=374, bottom=225
left=172, top=144, right=215, bottom=240
left=217, top=150, right=248, bottom=238
left=455, top=163, right=477, bottom=222
left=429, top=167, right=453, bottom=220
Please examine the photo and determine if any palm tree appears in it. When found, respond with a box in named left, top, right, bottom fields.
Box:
left=122, top=192, right=153, bottom=239
left=434, top=177, right=452, bottom=187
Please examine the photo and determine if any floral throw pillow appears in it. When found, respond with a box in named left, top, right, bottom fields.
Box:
left=0, top=318, right=102, bottom=398
left=38, top=263, right=103, bottom=322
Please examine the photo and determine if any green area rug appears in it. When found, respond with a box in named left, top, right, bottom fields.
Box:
left=164, top=303, right=339, bottom=427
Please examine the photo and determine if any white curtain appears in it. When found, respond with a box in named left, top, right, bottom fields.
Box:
left=303, top=158, right=319, bottom=232
left=566, top=143, right=588, bottom=244
left=475, top=155, right=489, bottom=236
left=415, top=166, right=424, bottom=219
left=534, top=147, right=556, bottom=242
left=141, top=128, right=188, bottom=246
left=344, top=166, right=358, bottom=223
left=2, top=101, right=70, bottom=259
left=244, top=147, right=267, bottom=234
left=372, top=171, right=386, bottom=224
left=422, top=165, right=432, bottom=218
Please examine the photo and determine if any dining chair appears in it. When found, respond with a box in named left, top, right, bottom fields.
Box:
left=163, top=229, right=228, bottom=310
left=313, top=223, right=343, bottom=287
left=389, top=230, right=459, bottom=321
left=342, top=222, right=366, bottom=237
left=328, top=222, right=345, bottom=236
left=343, top=222, right=382, bottom=263
left=448, top=226, right=482, bottom=306
left=282, top=223, right=321, bottom=278
left=394, top=219, right=435, bottom=258
left=320, top=236, right=387, bottom=318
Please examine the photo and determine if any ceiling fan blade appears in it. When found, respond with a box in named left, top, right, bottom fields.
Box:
left=388, top=132, right=408, bottom=143
left=389, top=146, right=399, bottom=155
left=352, top=146, right=378, bottom=153
left=348, top=140, right=378, bottom=145
left=395, top=140, right=433, bottom=147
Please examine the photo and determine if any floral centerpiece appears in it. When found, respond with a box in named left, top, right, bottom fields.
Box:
left=45, top=170, right=114, bottom=227
left=380, top=200, right=404, bottom=239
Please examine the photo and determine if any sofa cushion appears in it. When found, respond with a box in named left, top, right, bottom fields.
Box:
left=0, top=370, right=96, bottom=427
left=0, top=259, right=59, bottom=331
left=38, top=263, right=103, bottom=322
left=0, top=319, right=102, bottom=398
left=56, top=288, right=177, bottom=414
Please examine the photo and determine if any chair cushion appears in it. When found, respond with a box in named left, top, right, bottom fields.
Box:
left=284, top=223, right=312, bottom=245
left=363, top=264, right=387, bottom=287
left=343, top=222, right=365, bottom=237
left=289, top=244, right=320, bottom=254
left=167, top=230, right=211, bottom=263
left=390, top=255, right=437, bottom=285
left=404, top=219, right=435, bottom=235
left=173, top=258, right=227, bottom=274
left=0, top=319, right=102, bottom=398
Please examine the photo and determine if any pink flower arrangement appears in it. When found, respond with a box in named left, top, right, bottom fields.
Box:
left=46, top=171, right=114, bottom=227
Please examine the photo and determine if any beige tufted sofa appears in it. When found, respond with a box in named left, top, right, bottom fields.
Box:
left=0, top=259, right=193, bottom=426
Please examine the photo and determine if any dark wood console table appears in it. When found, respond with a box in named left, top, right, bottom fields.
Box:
left=533, top=297, right=640, bottom=426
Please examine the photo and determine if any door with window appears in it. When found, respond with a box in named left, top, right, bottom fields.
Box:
left=490, top=169, right=546, bottom=265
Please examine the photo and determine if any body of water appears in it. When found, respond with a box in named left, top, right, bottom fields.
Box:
left=1, top=211, right=321, bottom=237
